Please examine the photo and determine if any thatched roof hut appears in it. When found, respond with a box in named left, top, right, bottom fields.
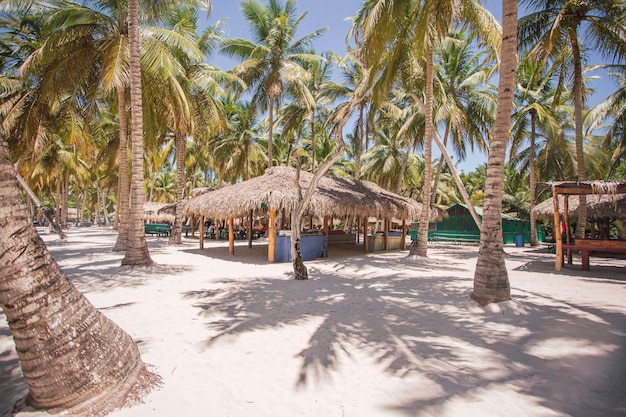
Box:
left=532, top=194, right=626, bottom=222
left=144, top=202, right=175, bottom=223
left=157, top=188, right=214, bottom=217
left=184, top=166, right=423, bottom=221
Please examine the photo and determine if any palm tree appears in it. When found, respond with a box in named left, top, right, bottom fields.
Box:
left=355, top=0, right=500, bottom=257
left=432, top=31, right=495, bottom=201
left=472, top=0, right=517, bottom=305
left=0, top=121, right=158, bottom=414
left=518, top=0, right=626, bottom=238
left=221, top=0, right=326, bottom=169
left=509, top=57, right=562, bottom=245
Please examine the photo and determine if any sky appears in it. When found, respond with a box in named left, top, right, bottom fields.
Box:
left=203, top=0, right=614, bottom=174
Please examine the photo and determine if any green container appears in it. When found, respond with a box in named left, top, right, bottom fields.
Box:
left=410, top=230, right=417, bottom=241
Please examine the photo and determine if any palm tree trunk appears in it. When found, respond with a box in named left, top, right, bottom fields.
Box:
left=431, top=124, right=450, bottom=205
left=122, top=0, right=153, bottom=266
left=472, top=0, right=515, bottom=305
left=169, top=132, right=186, bottom=245
left=114, top=87, right=130, bottom=251
left=409, top=45, right=434, bottom=258
left=0, top=133, right=159, bottom=415
left=570, top=34, right=587, bottom=239
left=310, top=111, right=316, bottom=173
left=529, top=111, right=538, bottom=246
left=268, top=91, right=275, bottom=168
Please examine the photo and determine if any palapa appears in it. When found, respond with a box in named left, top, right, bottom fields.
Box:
left=144, top=202, right=175, bottom=223
left=532, top=193, right=626, bottom=222
left=183, top=166, right=423, bottom=222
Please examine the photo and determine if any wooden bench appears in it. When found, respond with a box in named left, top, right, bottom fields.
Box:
left=562, top=239, right=626, bottom=271
left=429, top=231, right=481, bottom=244
left=144, top=223, right=170, bottom=236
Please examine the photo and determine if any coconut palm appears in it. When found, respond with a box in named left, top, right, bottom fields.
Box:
left=432, top=31, right=496, bottom=201
left=518, top=0, right=626, bottom=238
left=355, top=0, right=500, bottom=257
left=472, top=0, right=518, bottom=305
left=509, top=57, right=562, bottom=245
left=0, top=118, right=158, bottom=414
left=221, top=0, right=326, bottom=169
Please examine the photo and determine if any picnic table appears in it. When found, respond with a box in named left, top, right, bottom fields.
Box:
left=144, top=223, right=170, bottom=236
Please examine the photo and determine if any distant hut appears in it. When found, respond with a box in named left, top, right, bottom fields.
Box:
left=144, top=202, right=175, bottom=224
left=184, top=166, right=424, bottom=261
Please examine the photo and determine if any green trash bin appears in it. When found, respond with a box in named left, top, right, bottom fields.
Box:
left=409, top=230, right=417, bottom=241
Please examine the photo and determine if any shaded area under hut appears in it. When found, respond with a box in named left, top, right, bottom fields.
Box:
left=183, top=166, right=424, bottom=262
left=536, top=181, right=626, bottom=271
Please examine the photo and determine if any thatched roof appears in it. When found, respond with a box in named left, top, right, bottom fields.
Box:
left=183, top=166, right=424, bottom=221
left=144, top=202, right=175, bottom=223
left=539, top=180, right=626, bottom=195
left=157, top=188, right=214, bottom=216
left=532, top=193, right=626, bottom=221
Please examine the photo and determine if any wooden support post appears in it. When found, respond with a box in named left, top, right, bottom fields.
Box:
left=228, top=217, right=235, bottom=255
left=268, top=206, right=275, bottom=263
left=402, top=219, right=406, bottom=250
left=191, top=214, right=196, bottom=238
left=248, top=209, right=253, bottom=248
left=553, top=190, right=562, bottom=271
left=384, top=218, right=389, bottom=251
left=363, top=217, right=368, bottom=253
left=199, top=216, right=205, bottom=250
left=563, top=196, right=572, bottom=264
left=324, top=216, right=329, bottom=257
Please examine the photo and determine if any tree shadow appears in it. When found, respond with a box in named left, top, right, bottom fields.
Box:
left=183, top=262, right=626, bottom=417
left=0, top=313, right=28, bottom=417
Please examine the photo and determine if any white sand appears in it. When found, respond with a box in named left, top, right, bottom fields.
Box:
left=1, top=227, right=625, bottom=417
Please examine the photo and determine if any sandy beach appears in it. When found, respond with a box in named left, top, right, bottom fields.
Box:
left=1, top=227, right=625, bottom=417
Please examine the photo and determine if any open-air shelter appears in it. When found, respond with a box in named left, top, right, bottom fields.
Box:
left=183, top=166, right=424, bottom=262
left=539, top=181, right=626, bottom=271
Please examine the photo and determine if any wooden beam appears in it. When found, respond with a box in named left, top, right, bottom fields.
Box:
left=268, top=207, right=275, bottom=263
left=563, top=195, right=572, bottom=264
left=228, top=217, right=235, bottom=255
left=324, top=216, right=329, bottom=257
left=363, top=217, right=368, bottom=253
left=553, top=189, right=562, bottom=271
left=248, top=209, right=253, bottom=248
left=402, top=219, right=406, bottom=250
left=383, top=218, right=389, bottom=251
left=199, top=216, right=205, bottom=250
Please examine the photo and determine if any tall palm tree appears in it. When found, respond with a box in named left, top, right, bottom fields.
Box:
left=509, top=57, right=561, bottom=245
left=0, top=121, right=157, bottom=414
left=221, top=0, right=326, bottom=169
left=355, top=0, right=500, bottom=257
left=472, top=0, right=517, bottom=305
left=518, top=0, right=626, bottom=238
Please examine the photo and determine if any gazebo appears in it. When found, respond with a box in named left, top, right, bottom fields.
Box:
left=183, top=166, right=424, bottom=262
left=538, top=181, right=626, bottom=271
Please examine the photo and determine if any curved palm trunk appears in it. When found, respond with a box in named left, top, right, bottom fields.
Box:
left=310, top=111, right=316, bottom=173
left=472, top=0, right=515, bottom=305
left=290, top=72, right=373, bottom=279
left=431, top=125, right=450, bottom=205
left=122, top=0, right=153, bottom=266
left=529, top=111, right=538, bottom=246
left=169, top=132, right=186, bottom=245
left=114, top=87, right=130, bottom=251
left=409, top=45, right=434, bottom=258
left=0, top=135, right=158, bottom=415
left=570, top=35, right=587, bottom=239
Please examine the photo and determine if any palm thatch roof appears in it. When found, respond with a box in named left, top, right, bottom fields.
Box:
left=540, top=180, right=626, bottom=195
left=183, top=166, right=424, bottom=221
left=144, top=202, right=175, bottom=223
left=532, top=193, right=626, bottom=221
left=157, top=188, right=214, bottom=216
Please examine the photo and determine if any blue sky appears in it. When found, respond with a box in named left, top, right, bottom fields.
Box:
left=203, top=0, right=615, bottom=173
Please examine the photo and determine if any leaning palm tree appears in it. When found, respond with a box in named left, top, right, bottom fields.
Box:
left=221, top=0, right=326, bottom=169
left=0, top=122, right=158, bottom=414
left=472, top=0, right=518, bottom=305
left=518, top=0, right=626, bottom=238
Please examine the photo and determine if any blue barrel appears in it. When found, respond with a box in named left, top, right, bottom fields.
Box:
left=514, top=234, right=524, bottom=247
